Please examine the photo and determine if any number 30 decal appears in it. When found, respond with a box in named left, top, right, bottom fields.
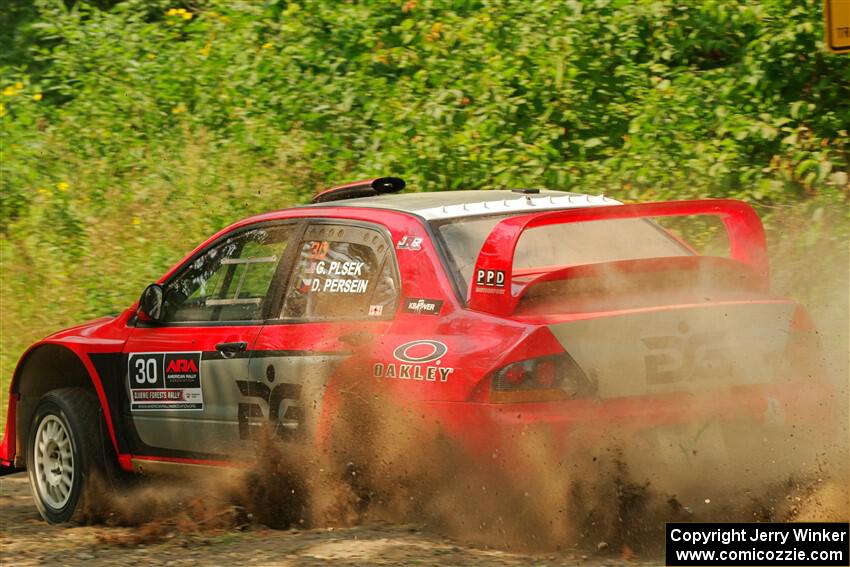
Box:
left=134, top=357, right=158, bottom=384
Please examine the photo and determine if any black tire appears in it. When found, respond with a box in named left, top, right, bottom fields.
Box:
left=26, top=388, right=110, bottom=524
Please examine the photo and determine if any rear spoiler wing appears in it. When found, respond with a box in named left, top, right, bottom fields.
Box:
left=468, top=199, right=768, bottom=316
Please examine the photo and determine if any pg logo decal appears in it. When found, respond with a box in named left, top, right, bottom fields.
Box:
left=642, top=325, right=732, bottom=385
left=235, top=378, right=302, bottom=441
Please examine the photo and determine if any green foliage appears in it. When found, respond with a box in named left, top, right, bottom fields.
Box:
left=1, top=0, right=848, bottom=425
left=4, top=0, right=849, bottom=211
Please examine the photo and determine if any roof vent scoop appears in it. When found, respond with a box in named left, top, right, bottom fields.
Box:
left=310, top=176, right=405, bottom=204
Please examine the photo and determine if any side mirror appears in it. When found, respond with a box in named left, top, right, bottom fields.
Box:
left=138, top=283, right=165, bottom=323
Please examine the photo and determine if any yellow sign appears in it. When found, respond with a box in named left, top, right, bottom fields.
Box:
left=825, top=0, right=850, bottom=53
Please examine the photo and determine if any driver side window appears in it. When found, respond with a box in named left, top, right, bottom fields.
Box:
left=162, top=225, right=293, bottom=323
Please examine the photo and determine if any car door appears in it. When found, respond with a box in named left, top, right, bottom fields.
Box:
left=237, top=220, right=400, bottom=443
left=122, top=221, right=299, bottom=459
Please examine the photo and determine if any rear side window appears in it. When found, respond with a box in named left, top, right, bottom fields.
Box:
left=280, top=223, right=398, bottom=320
left=435, top=215, right=690, bottom=294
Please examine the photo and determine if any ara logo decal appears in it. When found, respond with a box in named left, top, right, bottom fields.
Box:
left=166, top=358, right=199, bottom=373
left=375, top=340, right=454, bottom=383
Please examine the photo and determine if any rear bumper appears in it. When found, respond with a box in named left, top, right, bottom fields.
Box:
left=422, top=378, right=839, bottom=469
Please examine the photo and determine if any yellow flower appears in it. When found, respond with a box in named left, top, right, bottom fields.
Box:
left=57, top=182, right=70, bottom=192
left=166, top=8, right=191, bottom=19
left=14, top=82, right=23, bottom=89
left=33, top=93, right=43, bottom=101
left=37, top=188, right=49, bottom=196
left=171, top=103, right=187, bottom=114
left=426, top=22, right=443, bottom=42
left=199, top=44, right=211, bottom=57
left=261, top=42, right=273, bottom=49
left=0, top=103, right=5, bottom=117
left=132, top=217, right=141, bottom=226
left=2, top=86, right=16, bottom=97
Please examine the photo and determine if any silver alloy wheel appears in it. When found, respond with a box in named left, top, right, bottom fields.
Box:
left=33, top=414, right=74, bottom=510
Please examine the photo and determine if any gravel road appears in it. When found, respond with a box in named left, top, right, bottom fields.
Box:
left=0, top=473, right=662, bottom=566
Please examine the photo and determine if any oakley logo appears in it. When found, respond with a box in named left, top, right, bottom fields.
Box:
left=642, top=324, right=732, bottom=385
left=393, top=340, right=448, bottom=364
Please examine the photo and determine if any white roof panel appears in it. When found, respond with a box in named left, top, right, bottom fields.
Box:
left=305, top=190, right=621, bottom=220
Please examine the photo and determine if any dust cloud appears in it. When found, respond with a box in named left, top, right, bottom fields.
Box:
left=78, top=208, right=847, bottom=556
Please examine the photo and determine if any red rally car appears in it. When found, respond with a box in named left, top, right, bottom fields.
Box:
left=0, top=178, right=834, bottom=523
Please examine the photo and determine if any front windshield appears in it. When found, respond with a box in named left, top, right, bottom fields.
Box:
left=434, top=215, right=691, bottom=295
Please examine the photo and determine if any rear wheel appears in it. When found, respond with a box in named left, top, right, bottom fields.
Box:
left=26, top=388, right=108, bottom=523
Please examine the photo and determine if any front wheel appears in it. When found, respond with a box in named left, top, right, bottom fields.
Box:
left=26, top=388, right=107, bottom=523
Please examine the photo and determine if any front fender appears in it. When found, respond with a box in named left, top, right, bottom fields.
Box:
left=2, top=322, right=131, bottom=471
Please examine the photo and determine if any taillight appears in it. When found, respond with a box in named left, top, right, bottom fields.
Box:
left=782, top=306, right=824, bottom=381
left=489, top=353, right=594, bottom=403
